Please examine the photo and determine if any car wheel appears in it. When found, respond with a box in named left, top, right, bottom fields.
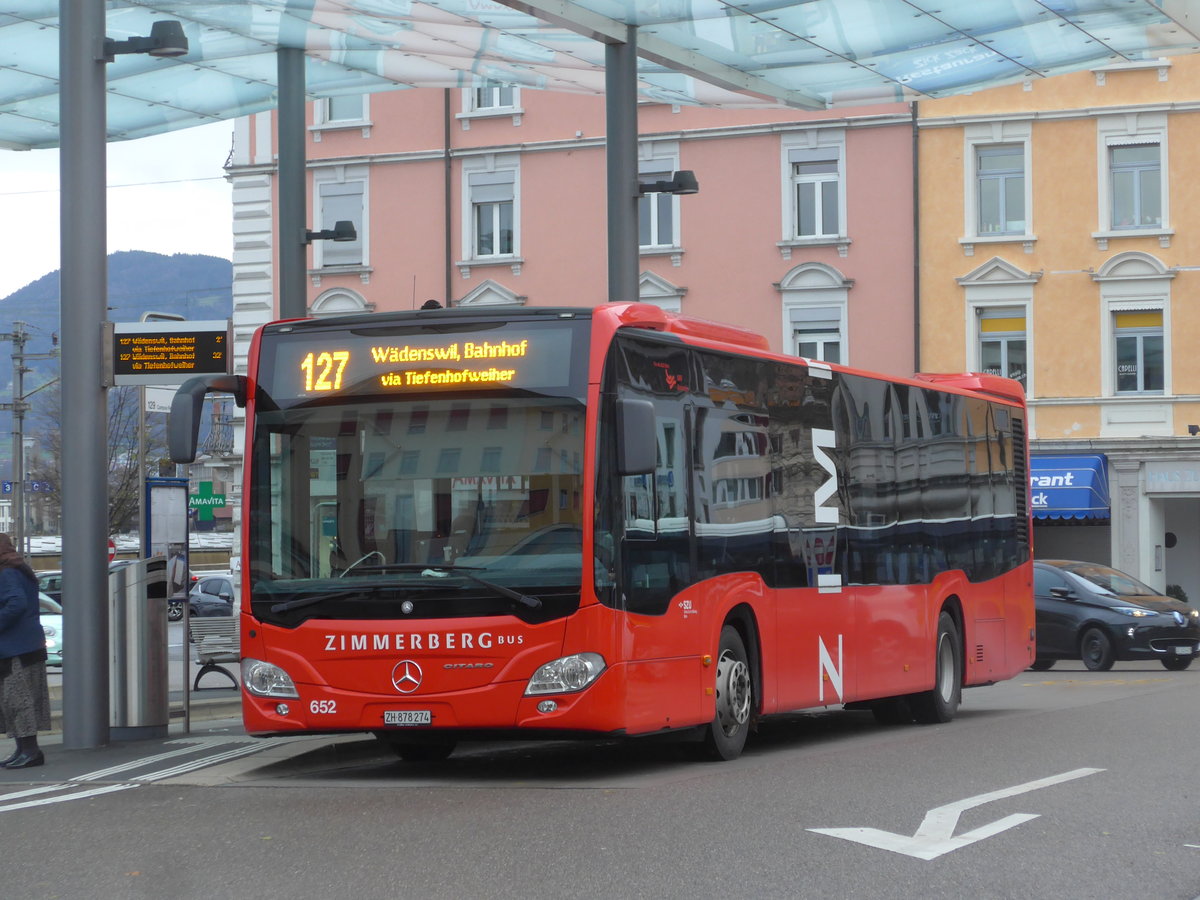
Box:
left=374, top=733, right=456, bottom=762
left=909, top=611, right=962, bottom=724
left=167, top=601, right=184, bottom=622
left=1079, top=627, right=1115, bottom=671
left=1029, top=659, right=1056, bottom=671
left=701, top=625, right=753, bottom=761
left=1161, top=655, right=1193, bottom=671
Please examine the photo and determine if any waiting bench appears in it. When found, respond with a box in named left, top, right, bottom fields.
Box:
left=190, top=616, right=240, bottom=690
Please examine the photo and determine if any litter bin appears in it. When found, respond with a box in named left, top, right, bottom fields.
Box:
left=109, top=557, right=168, bottom=740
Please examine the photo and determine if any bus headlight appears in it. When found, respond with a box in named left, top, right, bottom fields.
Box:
left=525, top=653, right=606, bottom=696
left=242, top=658, right=299, bottom=698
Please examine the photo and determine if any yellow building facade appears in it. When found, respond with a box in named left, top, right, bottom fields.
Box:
left=919, top=54, right=1200, bottom=600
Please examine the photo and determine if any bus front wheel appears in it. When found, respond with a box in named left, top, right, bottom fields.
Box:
left=701, top=625, right=753, bottom=761
left=908, top=611, right=961, bottom=724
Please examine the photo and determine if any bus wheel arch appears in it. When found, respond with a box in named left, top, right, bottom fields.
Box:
left=908, top=602, right=963, bottom=725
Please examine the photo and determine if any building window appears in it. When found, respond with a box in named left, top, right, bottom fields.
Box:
left=778, top=262, right=851, bottom=365
left=978, top=311, right=1027, bottom=387
left=399, top=451, right=419, bottom=475
left=976, top=145, right=1025, bottom=235
left=316, top=180, right=364, bottom=267
left=639, top=165, right=676, bottom=247
left=436, top=448, right=462, bottom=474
left=322, top=94, right=365, bottom=123
left=1114, top=310, right=1164, bottom=394
left=467, top=170, right=515, bottom=258
left=472, top=81, right=516, bottom=112
left=793, top=317, right=841, bottom=364
left=447, top=404, right=470, bottom=431
left=1110, top=144, right=1161, bottom=230
left=481, top=446, right=502, bottom=472
left=790, top=151, right=840, bottom=238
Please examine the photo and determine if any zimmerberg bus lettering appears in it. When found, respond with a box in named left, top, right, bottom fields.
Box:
left=323, top=632, right=525, bottom=652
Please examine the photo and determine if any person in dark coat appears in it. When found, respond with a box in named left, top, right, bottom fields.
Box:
left=0, top=533, right=49, bottom=768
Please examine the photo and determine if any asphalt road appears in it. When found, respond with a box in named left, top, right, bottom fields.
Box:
left=4, top=660, right=1198, bottom=900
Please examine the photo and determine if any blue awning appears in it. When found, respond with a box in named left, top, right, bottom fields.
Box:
left=1029, top=455, right=1110, bottom=521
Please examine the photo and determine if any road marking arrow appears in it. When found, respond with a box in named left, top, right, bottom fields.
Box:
left=808, top=767, right=1104, bottom=860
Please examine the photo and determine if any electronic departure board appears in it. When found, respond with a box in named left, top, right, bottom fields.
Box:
left=108, top=320, right=232, bottom=386
left=262, top=322, right=582, bottom=405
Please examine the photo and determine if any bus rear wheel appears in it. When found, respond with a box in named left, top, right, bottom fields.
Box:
left=908, top=611, right=961, bottom=724
left=701, top=625, right=753, bottom=761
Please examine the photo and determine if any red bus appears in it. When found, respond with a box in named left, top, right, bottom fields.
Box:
left=171, top=302, right=1034, bottom=761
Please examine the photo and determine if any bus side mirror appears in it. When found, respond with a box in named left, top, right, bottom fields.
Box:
left=616, top=398, right=656, bottom=476
left=169, top=374, right=248, bottom=463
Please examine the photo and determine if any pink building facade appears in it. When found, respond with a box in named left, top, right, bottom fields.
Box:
left=227, top=88, right=917, bottom=378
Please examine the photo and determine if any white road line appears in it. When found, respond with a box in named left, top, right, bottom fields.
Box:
left=0, top=783, right=137, bottom=812
left=0, top=735, right=299, bottom=812
left=71, top=741, right=215, bottom=782
left=134, top=741, right=297, bottom=781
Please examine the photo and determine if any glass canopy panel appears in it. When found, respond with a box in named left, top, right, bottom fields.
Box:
left=0, top=0, right=1194, bottom=149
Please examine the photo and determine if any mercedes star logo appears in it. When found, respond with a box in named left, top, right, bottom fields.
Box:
left=391, top=659, right=423, bottom=694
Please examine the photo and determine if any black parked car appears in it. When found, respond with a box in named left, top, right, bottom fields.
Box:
left=1032, top=560, right=1200, bottom=671
left=188, top=574, right=235, bottom=617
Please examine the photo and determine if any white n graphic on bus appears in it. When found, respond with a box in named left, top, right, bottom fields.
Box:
left=818, top=634, right=844, bottom=703
left=812, top=428, right=843, bottom=592
left=812, top=428, right=838, bottom=524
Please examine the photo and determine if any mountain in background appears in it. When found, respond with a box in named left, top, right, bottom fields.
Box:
left=0, top=251, right=233, bottom=471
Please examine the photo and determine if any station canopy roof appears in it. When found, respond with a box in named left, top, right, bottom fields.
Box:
left=2, top=1, right=1199, bottom=150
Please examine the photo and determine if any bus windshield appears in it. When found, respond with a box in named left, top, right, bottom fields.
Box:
left=248, top=395, right=586, bottom=624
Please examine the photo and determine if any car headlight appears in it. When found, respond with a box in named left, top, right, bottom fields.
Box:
left=525, top=653, right=606, bottom=696
left=241, top=658, right=299, bottom=698
left=1112, top=606, right=1155, bottom=618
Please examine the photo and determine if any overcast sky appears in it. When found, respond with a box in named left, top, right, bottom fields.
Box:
left=0, top=120, right=235, bottom=300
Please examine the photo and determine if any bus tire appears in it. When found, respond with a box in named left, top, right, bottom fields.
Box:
left=909, top=611, right=961, bottom=725
left=1029, top=659, right=1056, bottom=671
left=374, top=733, right=457, bottom=762
left=701, top=625, right=753, bottom=761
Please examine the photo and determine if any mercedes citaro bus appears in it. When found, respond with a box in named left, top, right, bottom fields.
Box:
left=171, top=302, right=1034, bottom=761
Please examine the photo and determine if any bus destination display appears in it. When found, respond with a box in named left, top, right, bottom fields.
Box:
left=110, top=320, right=232, bottom=386
left=269, top=325, right=576, bottom=402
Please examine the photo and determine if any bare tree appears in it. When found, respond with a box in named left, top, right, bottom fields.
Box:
left=28, top=385, right=168, bottom=534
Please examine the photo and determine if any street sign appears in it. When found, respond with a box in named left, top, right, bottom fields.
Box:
left=3, top=480, right=53, bottom=493
left=189, top=481, right=227, bottom=522
left=106, top=320, right=232, bottom=386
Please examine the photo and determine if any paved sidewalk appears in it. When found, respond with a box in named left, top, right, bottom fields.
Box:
left=46, top=680, right=243, bottom=739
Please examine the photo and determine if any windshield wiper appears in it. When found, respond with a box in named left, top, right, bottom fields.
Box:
left=350, top=562, right=543, bottom=610
left=428, top=565, right=543, bottom=610
left=269, top=589, right=367, bottom=614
